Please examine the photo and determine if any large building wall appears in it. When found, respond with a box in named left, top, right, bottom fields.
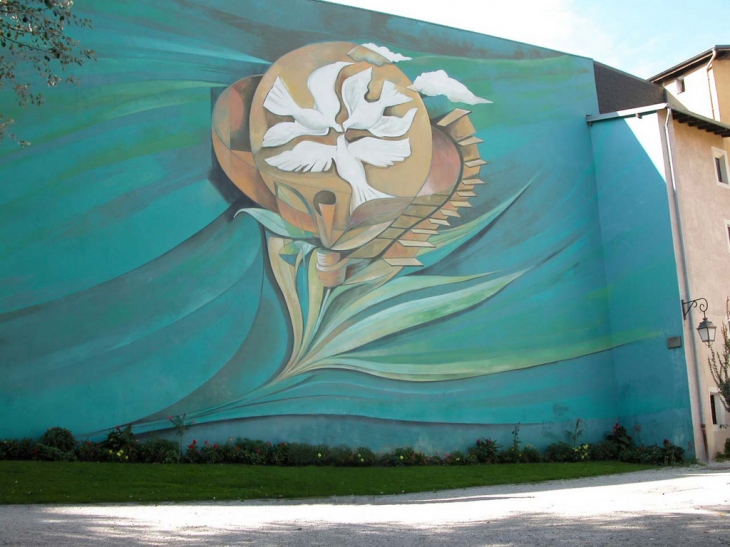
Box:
left=668, top=118, right=730, bottom=457
left=713, top=60, right=730, bottom=123
left=589, top=114, right=694, bottom=451
left=664, top=63, right=716, bottom=119
left=0, top=0, right=693, bottom=452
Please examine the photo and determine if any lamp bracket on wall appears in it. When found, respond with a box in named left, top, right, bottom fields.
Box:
left=682, top=297, right=716, bottom=347
left=682, top=297, right=709, bottom=320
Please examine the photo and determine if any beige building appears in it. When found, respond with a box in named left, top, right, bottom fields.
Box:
left=588, top=47, right=730, bottom=461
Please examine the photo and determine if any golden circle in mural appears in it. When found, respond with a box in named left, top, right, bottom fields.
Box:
left=249, top=42, right=433, bottom=232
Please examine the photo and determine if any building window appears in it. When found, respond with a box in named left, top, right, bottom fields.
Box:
left=714, top=147, right=729, bottom=186
left=676, top=78, right=685, bottom=94
left=711, top=392, right=727, bottom=427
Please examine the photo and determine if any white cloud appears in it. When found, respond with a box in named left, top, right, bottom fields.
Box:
left=360, top=43, right=412, bottom=62
left=409, top=70, right=491, bottom=105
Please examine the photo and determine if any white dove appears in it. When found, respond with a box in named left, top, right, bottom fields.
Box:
left=262, top=61, right=352, bottom=148
left=341, top=68, right=416, bottom=137
left=265, top=135, right=411, bottom=212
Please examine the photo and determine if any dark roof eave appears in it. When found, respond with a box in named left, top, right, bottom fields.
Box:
left=587, top=102, right=730, bottom=138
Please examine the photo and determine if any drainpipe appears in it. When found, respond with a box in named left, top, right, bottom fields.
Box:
left=663, top=108, right=709, bottom=460
left=706, top=47, right=718, bottom=120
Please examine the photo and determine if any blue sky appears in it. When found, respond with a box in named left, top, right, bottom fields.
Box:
left=324, top=0, right=730, bottom=78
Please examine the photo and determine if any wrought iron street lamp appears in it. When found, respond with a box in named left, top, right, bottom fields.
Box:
left=681, top=298, right=717, bottom=347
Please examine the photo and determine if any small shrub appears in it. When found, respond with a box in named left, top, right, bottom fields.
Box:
left=184, top=440, right=204, bottom=464
left=39, top=427, right=76, bottom=452
left=167, top=414, right=195, bottom=458
left=522, top=444, right=542, bottom=463
left=0, top=440, right=11, bottom=460
left=271, top=442, right=290, bottom=465
left=444, top=450, right=472, bottom=465
left=497, top=424, right=524, bottom=463
left=573, top=443, right=590, bottom=462
left=725, top=437, right=730, bottom=457
left=139, top=438, right=179, bottom=464
left=545, top=441, right=575, bottom=463
left=32, top=443, right=76, bottom=462
left=314, top=444, right=331, bottom=466
left=14, top=438, right=37, bottom=460
left=102, top=425, right=135, bottom=452
left=606, top=423, right=633, bottom=453
left=233, top=438, right=270, bottom=465
left=379, top=446, right=429, bottom=467
left=618, top=445, right=662, bottom=465
left=0, top=438, right=35, bottom=460
left=468, top=438, right=501, bottom=463
left=354, top=447, right=376, bottom=466
left=283, top=442, right=319, bottom=466
left=496, top=448, right=518, bottom=463
left=76, top=440, right=103, bottom=462
left=588, top=441, right=618, bottom=461
left=328, top=446, right=356, bottom=467
left=100, top=447, right=133, bottom=463
left=660, top=439, right=684, bottom=465
left=205, top=442, right=231, bottom=464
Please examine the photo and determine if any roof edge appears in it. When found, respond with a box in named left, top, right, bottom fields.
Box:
left=587, top=103, right=730, bottom=138
left=649, top=45, right=730, bottom=83
left=587, top=103, right=669, bottom=122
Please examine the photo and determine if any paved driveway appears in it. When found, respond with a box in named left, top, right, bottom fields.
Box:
left=1, top=465, right=729, bottom=546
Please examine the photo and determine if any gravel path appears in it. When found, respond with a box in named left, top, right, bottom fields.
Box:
left=1, top=464, right=729, bottom=546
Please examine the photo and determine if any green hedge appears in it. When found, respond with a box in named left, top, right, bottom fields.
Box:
left=0, top=422, right=686, bottom=467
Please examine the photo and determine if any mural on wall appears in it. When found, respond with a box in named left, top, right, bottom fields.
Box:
left=0, top=0, right=691, bottom=449
left=212, top=41, right=525, bottom=384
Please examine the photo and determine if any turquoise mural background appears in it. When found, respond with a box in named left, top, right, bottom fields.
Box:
left=0, top=0, right=693, bottom=451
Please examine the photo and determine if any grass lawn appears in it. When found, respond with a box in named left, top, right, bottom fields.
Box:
left=0, top=461, right=656, bottom=504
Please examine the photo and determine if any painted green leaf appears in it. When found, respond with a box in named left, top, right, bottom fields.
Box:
left=279, top=240, right=316, bottom=257
left=276, top=183, right=314, bottom=216
left=267, top=237, right=304, bottom=365
left=283, top=269, right=526, bottom=379
left=235, top=208, right=313, bottom=239
left=342, top=259, right=400, bottom=285
left=295, top=251, right=326, bottom=364
left=309, top=272, right=494, bottom=356
left=303, top=326, right=657, bottom=382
